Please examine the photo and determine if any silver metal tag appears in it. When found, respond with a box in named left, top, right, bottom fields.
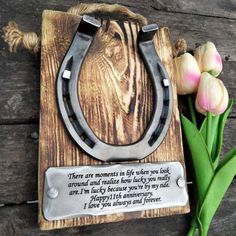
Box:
left=43, top=162, right=188, bottom=220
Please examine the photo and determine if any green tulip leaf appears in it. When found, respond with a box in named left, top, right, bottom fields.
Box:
left=200, top=115, right=220, bottom=161
left=181, top=115, right=214, bottom=204
left=198, top=146, right=236, bottom=236
left=212, top=99, right=234, bottom=167
left=199, top=100, right=233, bottom=169
left=187, top=225, right=198, bottom=236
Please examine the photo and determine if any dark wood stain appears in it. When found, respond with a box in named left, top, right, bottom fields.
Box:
left=1, top=1, right=236, bottom=235
left=38, top=10, right=189, bottom=230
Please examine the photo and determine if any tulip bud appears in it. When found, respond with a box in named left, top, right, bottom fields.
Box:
left=195, top=72, right=228, bottom=115
left=174, top=53, right=201, bottom=95
left=194, top=42, right=223, bottom=77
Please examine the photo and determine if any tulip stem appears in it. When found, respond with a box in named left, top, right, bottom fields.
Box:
left=187, top=95, right=197, bottom=126
left=206, top=112, right=212, bottom=152
left=187, top=226, right=197, bottom=236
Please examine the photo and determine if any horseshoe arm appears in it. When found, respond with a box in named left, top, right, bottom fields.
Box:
left=56, top=16, right=173, bottom=162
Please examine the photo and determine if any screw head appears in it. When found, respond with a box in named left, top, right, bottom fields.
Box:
left=177, top=178, right=185, bottom=188
left=47, top=187, right=59, bottom=199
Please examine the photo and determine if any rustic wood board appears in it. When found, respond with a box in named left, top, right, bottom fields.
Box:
left=1, top=1, right=236, bottom=235
left=2, top=180, right=236, bottom=235
left=38, top=10, right=189, bottom=230
left=0, top=119, right=234, bottom=205
left=1, top=4, right=236, bottom=125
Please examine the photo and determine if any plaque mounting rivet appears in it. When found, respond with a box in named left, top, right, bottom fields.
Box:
left=177, top=178, right=185, bottom=188
left=47, top=187, right=59, bottom=199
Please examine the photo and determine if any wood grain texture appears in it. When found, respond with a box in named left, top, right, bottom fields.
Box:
left=1, top=180, right=236, bottom=236
left=78, top=20, right=153, bottom=144
left=151, top=0, right=236, bottom=19
left=1, top=1, right=236, bottom=124
left=0, top=124, right=39, bottom=204
left=0, top=1, right=236, bottom=235
left=0, top=119, right=235, bottom=204
left=0, top=57, right=40, bottom=124
left=38, top=10, right=189, bottom=230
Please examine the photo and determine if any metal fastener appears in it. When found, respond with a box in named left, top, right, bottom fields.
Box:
left=177, top=178, right=185, bottom=188
left=56, top=18, right=173, bottom=162
left=47, top=187, right=59, bottom=199
left=162, top=79, right=170, bottom=87
left=62, top=70, right=71, bottom=79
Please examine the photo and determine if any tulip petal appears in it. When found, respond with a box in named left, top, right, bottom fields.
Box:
left=194, top=42, right=223, bottom=77
left=174, top=53, right=201, bottom=95
left=195, top=72, right=229, bottom=116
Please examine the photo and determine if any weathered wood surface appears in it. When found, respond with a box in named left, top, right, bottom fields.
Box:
left=0, top=124, right=39, bottom=204
left=38, top=10, right=188, bottom=230
left=1, top=1, right=236, bottom=124
left=0, top=56, right=40, bottom=124
left=0, top=119, right=235, bottom=204
left=0, top=180, right=236, bottom=236
left=151, top=0, right=236, bottom=19
left=0, top=0, right=236, bottom=235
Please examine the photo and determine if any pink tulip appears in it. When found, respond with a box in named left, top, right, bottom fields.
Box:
left=195, top=72, right=229, bottom=115
left=194, top=42, right=223, bottom=77
left=174, top=53, right=201, bottom=95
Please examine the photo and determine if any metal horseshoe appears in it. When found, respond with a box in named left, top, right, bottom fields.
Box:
left=56, top=15, right=173, bottom=162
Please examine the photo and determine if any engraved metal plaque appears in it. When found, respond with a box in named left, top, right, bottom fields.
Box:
left=43, top=162, right=188, bottom=220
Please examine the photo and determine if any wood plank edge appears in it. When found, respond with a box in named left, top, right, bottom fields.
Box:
left=39, top=205, right=190, bottom=230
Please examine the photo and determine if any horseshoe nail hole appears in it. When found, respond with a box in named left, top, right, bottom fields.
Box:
left=148, top=123, right=165, bottom=146
left=67, top=110, right=95, bottom=148
left=164, top=99, right=169, bottom=106
left=157, top=63, right=165, bottom=80
left=79, top=133, right=86, bottom=141
left=62, top=81, right=69, bottom=96
left=148, top=138, right=155, bottom=146
left=69, top=113, right=77, bottom=121
left=70, top=119, right=84, bottom=136
left=64, top=100, right=74, bottom=117
left=84, top=138, right=95, bottom=148
left=163, top=89, right=169, bottom=101
left=154, top=123, right=165, bottom=137
left=161, top=106, right=169, bottom=122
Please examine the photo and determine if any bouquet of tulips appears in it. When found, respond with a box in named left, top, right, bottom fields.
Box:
left=173, top=42, right=236, bottom=236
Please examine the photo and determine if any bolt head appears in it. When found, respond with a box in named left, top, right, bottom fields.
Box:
left=47, top=187, right=59, bottom=199
left=177, top=178, right=185, bottom=188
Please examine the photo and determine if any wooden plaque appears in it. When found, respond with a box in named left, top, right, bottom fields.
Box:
left=38, top=10, right=190, bottom=230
